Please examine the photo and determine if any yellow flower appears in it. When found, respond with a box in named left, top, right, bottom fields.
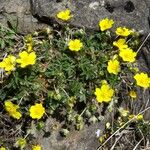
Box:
left=129, top=90, right=137, bottom=99
left=68, top=39, right=83, bottom=51
left=137, top=114, right=143, bottom=120
left=32, top=145, right=41, bottom=150
left=94, top=83, right=114, bottom=103
left=0, top=147, right=6, bottom=150
left=113, top=39, right=128, bottom=50
left=4, top=100, right=22, bottom=119
left=57, top=9, right=72, bottom=21
left=0, top=55, right=16, bottom=72
left=134, top=72, right=150, bottom=88
left=29, top=103, right=45, bottom=120
left=99, top=18, right=114, bottom=31
left=119, top=48, right=137, bottom=62
left=15, top=138, right=27, bottom=149
left=116, top=27, right=132, bottom=36
left=16, top=51, right=36, bottom=68
left=107, top=59, right=120, bottom=75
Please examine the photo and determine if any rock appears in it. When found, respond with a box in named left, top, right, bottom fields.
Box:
left=28, top=117, right=108, bottom=150
left=0, top=0, right=149, bottom=34
left=144, top=0, right=150, bottom=8
left=30, top=0, right=150, bottom=34
left=0, top=0, right=48, bottom=34
left=140, top=40, right=150, bottom=70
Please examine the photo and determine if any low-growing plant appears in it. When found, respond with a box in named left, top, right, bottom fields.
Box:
left=0, top=25, right=16, bottom=50
left=0, top=16, right=149, bottom=149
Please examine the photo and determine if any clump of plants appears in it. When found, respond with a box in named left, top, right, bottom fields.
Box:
left=0, top=9, right=150, bottom=150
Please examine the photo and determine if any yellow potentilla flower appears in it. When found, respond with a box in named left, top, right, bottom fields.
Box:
left=119, top=48, right=137, bottom=62
left=137, top=114, right=143, bottom=120
left=134, top=72, right=150, bottom=88
left=32, top=145, right=41, bottom=150
left=116, top=27, right=132, bottom=37
left=99, top=18, right=114, bottom=31
left=94, top=83, right=114, bottom=103
left=4, top=100, right=22, bottom=119
left=113, top=39, right=128, bottom=50
left=129, top=90, right=137, bottom=99
left=5, top=101, right=19, bottom=113
left=29, top=103, right=45, bottom=120
left=15, top=138, right=27, bottom=149
left=68, top=39, right=83, bottom=51
left=12, top=111, right=22, bottom=120
left=57, top=9, right=72, bottom=21
left=16, top=51, right=36, bottom=68
left=0, top=55, right=16, bottom=72
left=107, top=59, right=120, bottom=75
left=0, top=147, right=6, bottom=150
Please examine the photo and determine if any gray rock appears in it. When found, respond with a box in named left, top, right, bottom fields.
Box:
left=30, top=0, right=150, bottom=34
left=144, top=0, right=150, bottom=8
left=141, top=40, right=150, bottom=70
left=0, top=0, right=48, bottom=34
left=0, top=0, right=149, bottom=34
left=29, top=117, right=107, bottom=150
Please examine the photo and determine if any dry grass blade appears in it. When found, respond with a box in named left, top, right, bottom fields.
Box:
left=133, top=137, right=144, bottom=150
left=97, top=106, right=150, bottom=150
left=137, top=32, right=150, bottom=53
